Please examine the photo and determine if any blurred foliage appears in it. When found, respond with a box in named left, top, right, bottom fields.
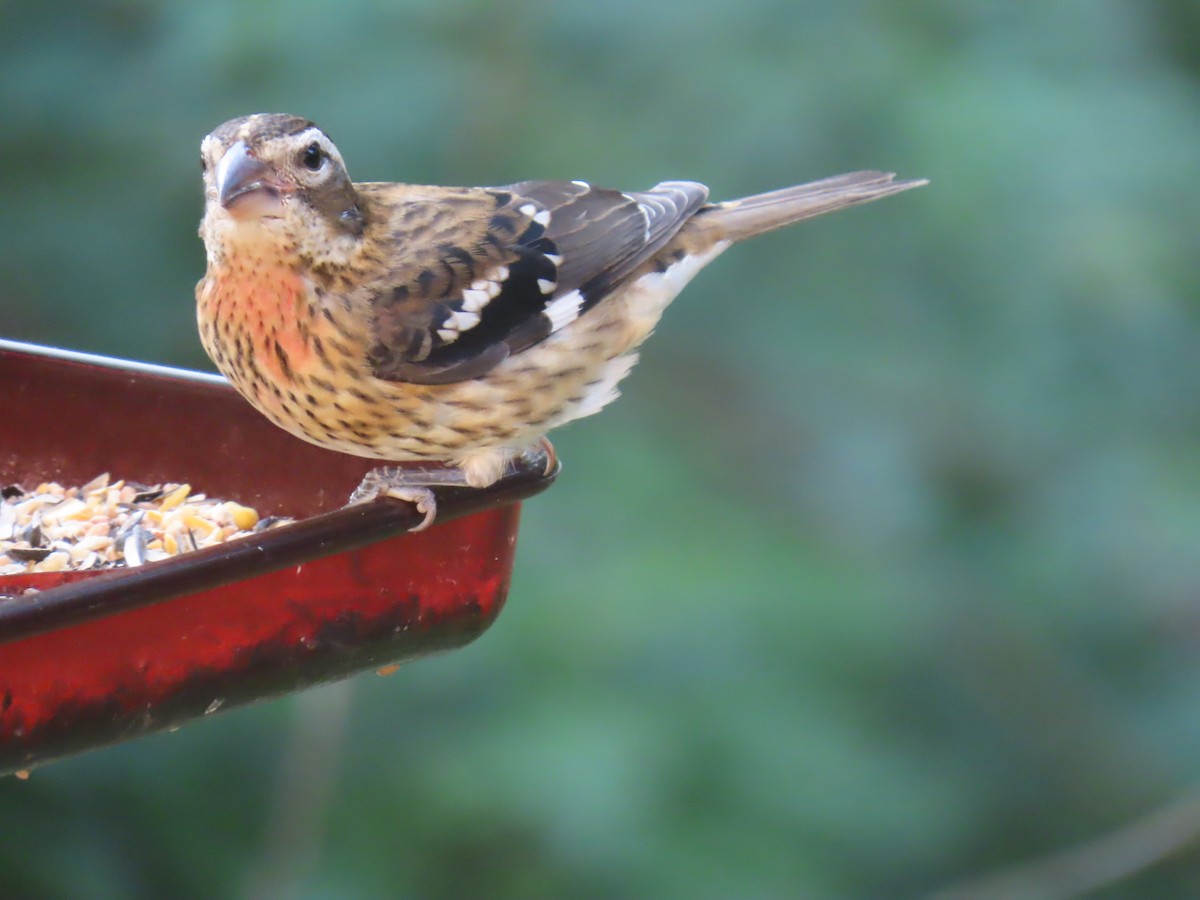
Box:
left=3, top=0, right=1200, bottom=897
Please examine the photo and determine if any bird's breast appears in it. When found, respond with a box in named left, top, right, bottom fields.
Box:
left=199, top=261, right=319, bottom=383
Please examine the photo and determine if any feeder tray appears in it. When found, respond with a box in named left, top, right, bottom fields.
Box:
left=0, top=339, right=555, bottom=775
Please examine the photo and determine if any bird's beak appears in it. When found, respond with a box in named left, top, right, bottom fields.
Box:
left=216, top=141, right=284, bottom=218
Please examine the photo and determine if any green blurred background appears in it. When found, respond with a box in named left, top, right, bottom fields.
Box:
left=4, top=1, right=1200, bottom=897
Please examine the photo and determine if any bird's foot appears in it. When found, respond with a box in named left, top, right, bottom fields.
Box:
left=348, top=465, right=474, bottom=532
left=348, top=445, right=557, bottom=532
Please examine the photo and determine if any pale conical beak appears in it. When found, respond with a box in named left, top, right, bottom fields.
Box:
left=216, top=141, right=283, bottom=217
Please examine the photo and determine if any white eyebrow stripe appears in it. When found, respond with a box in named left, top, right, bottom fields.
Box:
left=290, top=127, right=346, bottom=168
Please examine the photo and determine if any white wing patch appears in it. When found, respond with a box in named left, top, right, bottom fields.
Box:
left=448, top=310, right=480, bottom=330
left=439, top=264, right=513, bottom=344
left=461, top=288, right=489, bottom=312
left=518, top=203, right=552, bottom=226
left=461, top=266, right=510, bottom=310
left=544, top=289, right=584, bottom=331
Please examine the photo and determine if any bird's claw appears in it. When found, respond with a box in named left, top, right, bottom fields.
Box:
left=348, top=469, right=438, bottom=531
left=524, top=437, right=558, bottom=478
left=379, top=486, right=438, bottom=532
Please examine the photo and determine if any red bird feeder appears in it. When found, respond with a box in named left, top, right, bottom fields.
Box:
left=0, top=339, right=554, bottom=775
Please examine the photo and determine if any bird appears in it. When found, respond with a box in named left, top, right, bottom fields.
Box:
left=197, top=113, right=925, bottom=529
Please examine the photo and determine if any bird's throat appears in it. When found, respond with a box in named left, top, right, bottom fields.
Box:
left=199, top=258, right=320, bottom=394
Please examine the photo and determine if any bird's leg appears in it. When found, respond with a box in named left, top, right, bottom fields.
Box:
left=347, top=440, right=557, bottom=532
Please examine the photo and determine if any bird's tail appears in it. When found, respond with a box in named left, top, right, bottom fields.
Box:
left=699, top=171, right=926, bottom=242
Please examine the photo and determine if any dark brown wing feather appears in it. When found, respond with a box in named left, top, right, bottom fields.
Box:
left=364, top=180, right=708, bottom=385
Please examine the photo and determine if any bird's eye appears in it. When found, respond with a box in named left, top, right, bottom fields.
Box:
left=200, top=155, right=207, bottom=173
left=301, top=143, right=324, bottom=171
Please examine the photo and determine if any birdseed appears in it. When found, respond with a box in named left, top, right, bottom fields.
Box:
left=0, top=473, right=292, bottom=576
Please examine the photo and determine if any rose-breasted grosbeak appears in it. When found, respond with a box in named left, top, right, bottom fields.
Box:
left=197, top=113, right=924, bottom=527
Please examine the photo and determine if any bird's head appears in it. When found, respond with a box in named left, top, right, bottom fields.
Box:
left=199, top=114, right=365, bottom=262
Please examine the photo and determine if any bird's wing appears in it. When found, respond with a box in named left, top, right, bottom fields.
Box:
left=362, top=180, right=709, bottom=385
